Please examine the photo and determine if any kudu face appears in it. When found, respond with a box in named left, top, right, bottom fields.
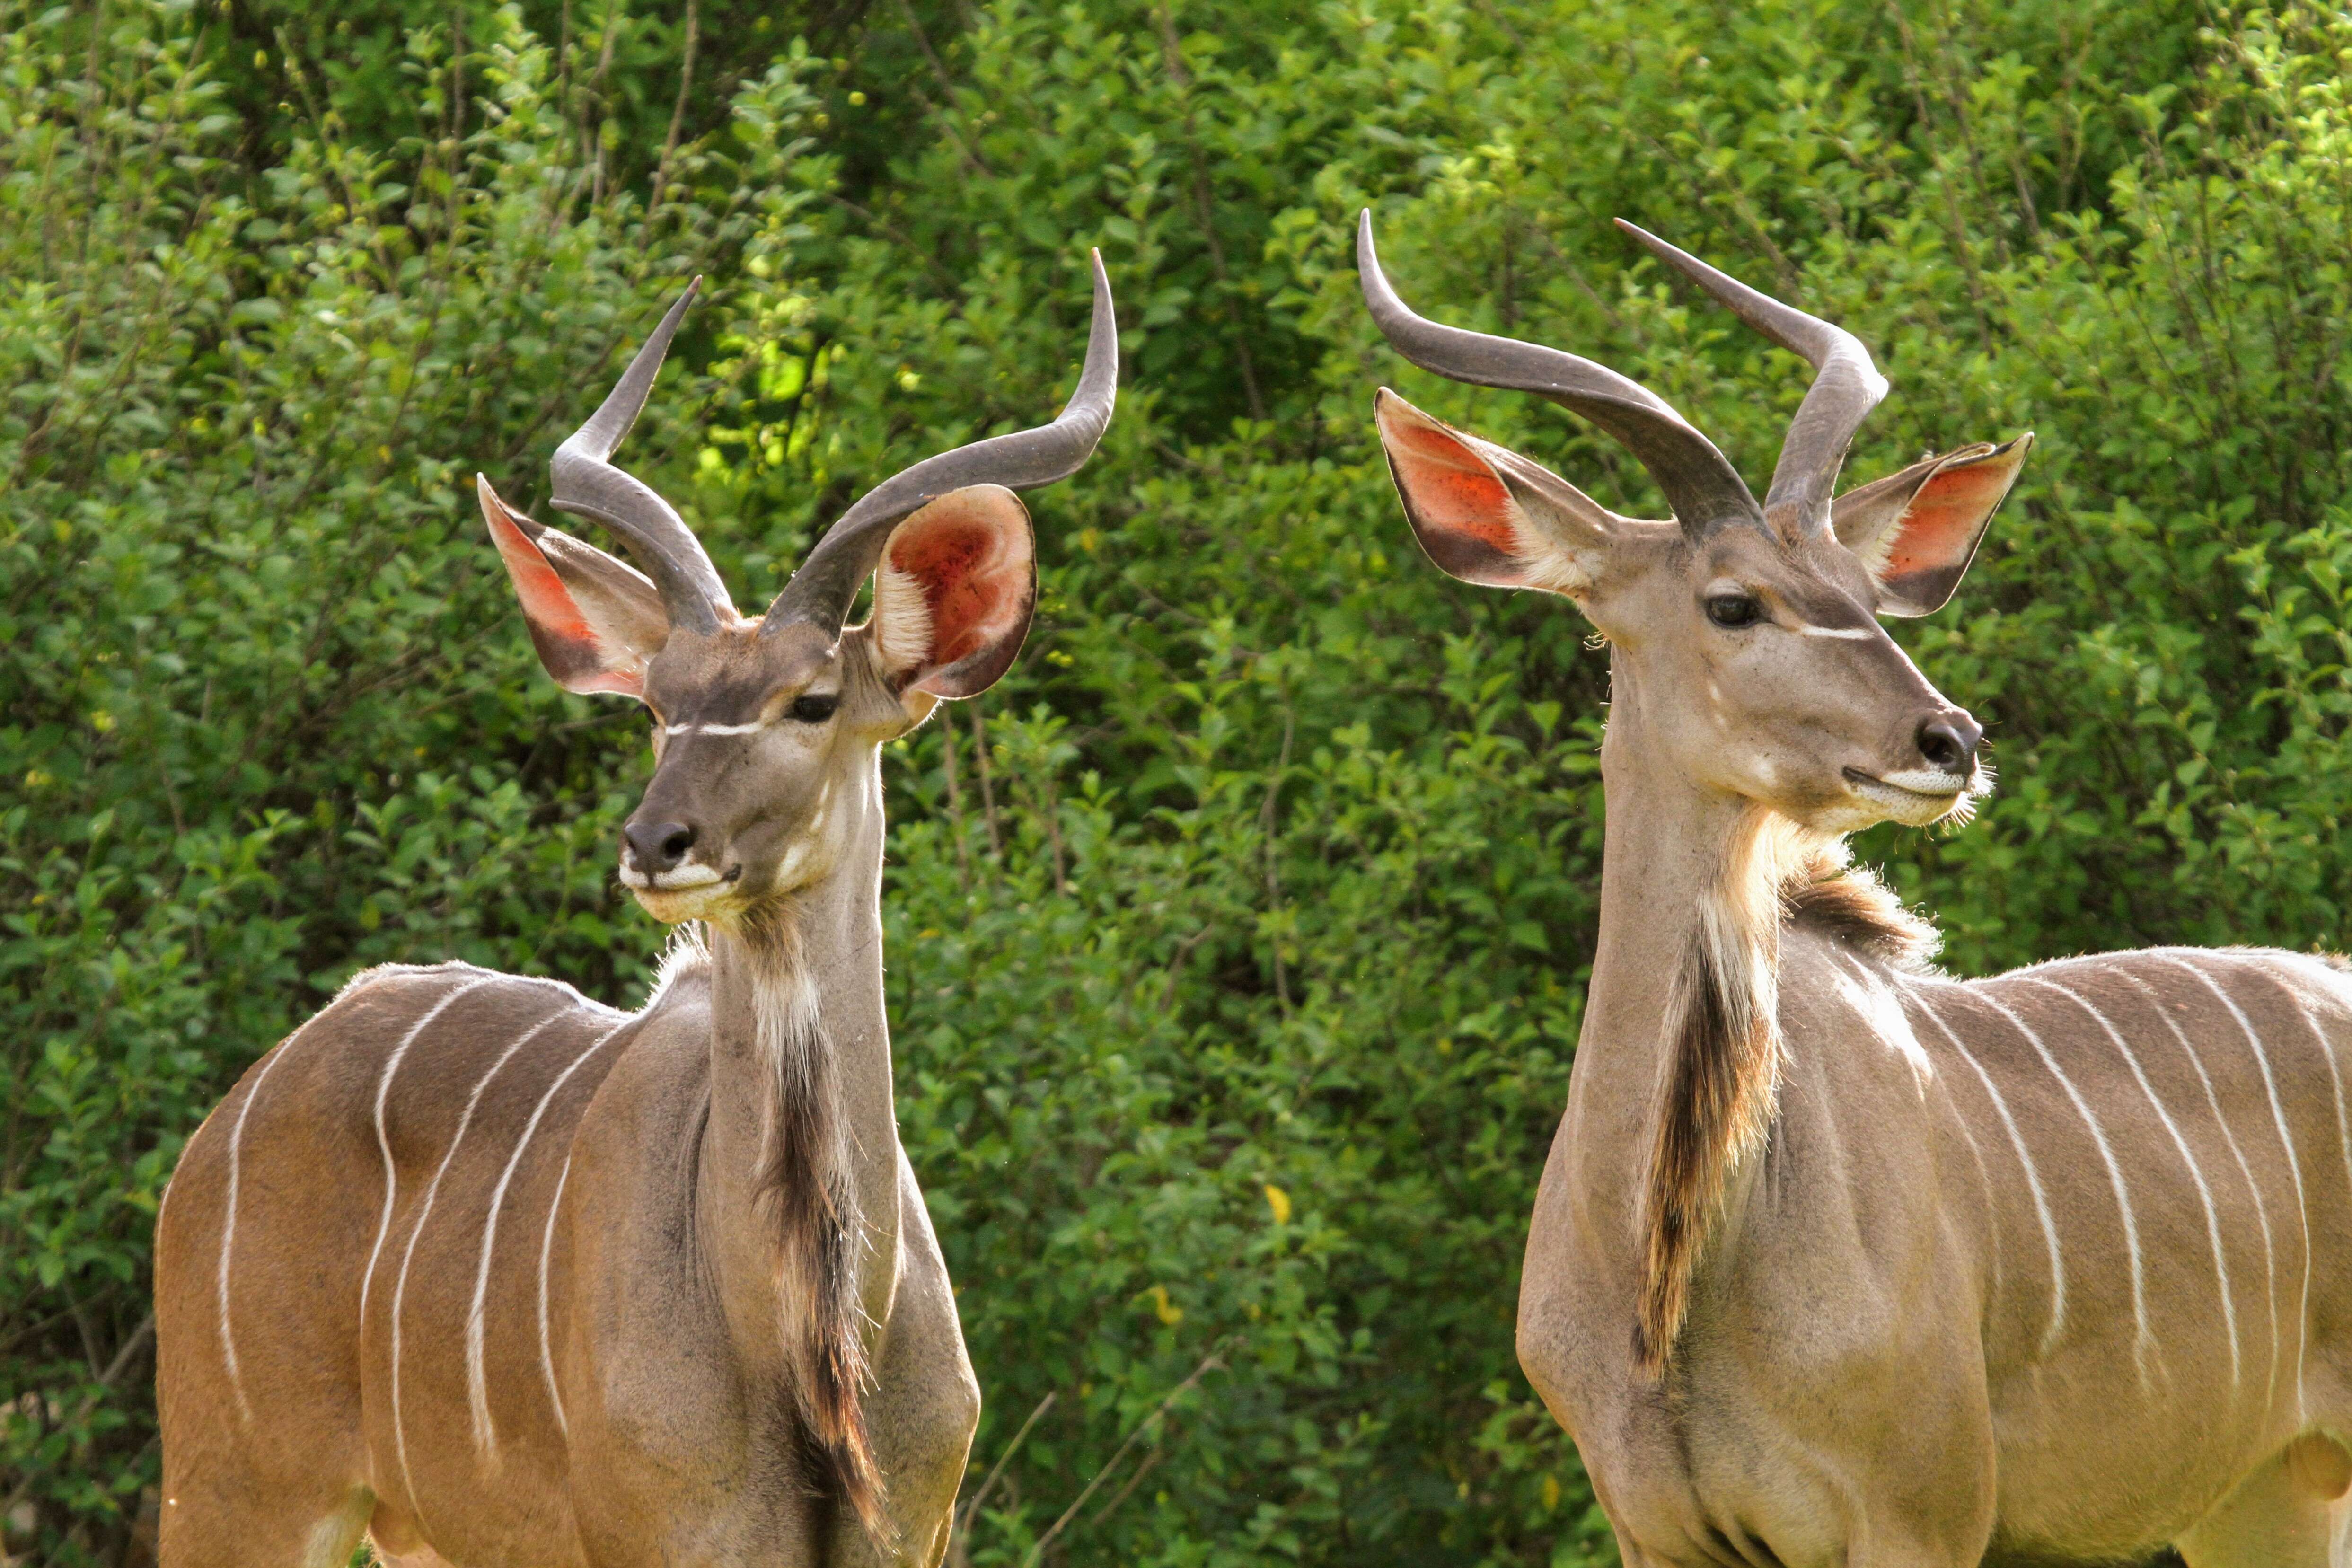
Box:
left=624, top=618, right=894, bottom=922
left=1361, top=214, right=2030, bottom=833
left=476, top=263, right=1117, bottom=925
left=1576, top=511, right=1986, bottom=831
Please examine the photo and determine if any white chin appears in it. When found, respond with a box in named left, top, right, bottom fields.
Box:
left=1842, top=777, right=1967, bottom=828
left=631, top=884, right=740, bottom=924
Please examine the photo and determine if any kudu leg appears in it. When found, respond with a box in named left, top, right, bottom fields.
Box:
left=155, top=1161, right=377, bottom=1568
left=2177, top=1434, right=2352, bottom=1568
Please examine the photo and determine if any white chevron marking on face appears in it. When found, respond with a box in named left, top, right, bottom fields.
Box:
left=664, top=720, right=766, bottom=736
left=538, top=1153, right=575, bottom=1438
left=1796, top=624, right=1873, bottom=639
left=1912, top=990, right=2068, bottom=1356
left=2117, top=966, right=2281, bottom=1418
left=2159, top=952, right=2313, bottom=1420
left=390, top=1009, right=571, bottom=1502
left=467, top=1017, right=632, bottom=1453
left=1977, top=985, right=2158, bottom=1391
left=2026, top=976, right=2240, bottom=1393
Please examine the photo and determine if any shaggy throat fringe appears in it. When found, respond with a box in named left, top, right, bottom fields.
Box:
left=736, top=907, right=887, bottom=1541
left=1632, top=815, right=1935, bottom=1374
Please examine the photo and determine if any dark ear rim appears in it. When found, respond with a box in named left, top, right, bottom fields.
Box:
left=1378, top=448, right=1529, bottom=588
left=1373, top=388, right=1634, bottom=594
left=1834, top=433, right=2032, bottom=617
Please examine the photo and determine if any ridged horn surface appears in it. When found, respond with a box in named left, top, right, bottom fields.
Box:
left=765, top=251, right=1119, bottom=636
left=1357, top=210, right=1762, bottom=540
left=550, top=281, right=732, bottom=634
left=1615, top=220, right=1888, bottom=539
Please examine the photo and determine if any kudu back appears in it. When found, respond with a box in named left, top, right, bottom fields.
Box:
left=154, top=257, right=1118, bottom=1568
left=1361, top=212, right=2352, bottom=1567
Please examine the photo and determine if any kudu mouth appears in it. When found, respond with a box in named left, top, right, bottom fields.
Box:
left=618, top=838, right=744, bottom=923
left=617, top=784, right=824, bottom=923
left=1841, top=766, right=1976, bottom=819
left=1839, top=736, right=1994, bottom=826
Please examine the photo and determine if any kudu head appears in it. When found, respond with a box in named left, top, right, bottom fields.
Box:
left=1359, top=212, right=2029, bottom=833
left=477, top=258, right=1117, bottom=924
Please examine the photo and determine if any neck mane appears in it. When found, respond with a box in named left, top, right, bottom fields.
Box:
left=1630, top=811, right=1938, bottom=1373
left=687, top=754, right=896, bottom=1541
left=734, top=900, right=879, bottom=1518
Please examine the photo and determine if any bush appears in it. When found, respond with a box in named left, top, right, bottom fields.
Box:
left=5, top=0, right=2350, bottom=1564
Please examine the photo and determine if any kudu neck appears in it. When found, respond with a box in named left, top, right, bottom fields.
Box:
left=698, top=751, right=900, bottom=1330
left=1577, top=659, right=1768, bottom=1120
left=705, top=751, right=895, bottom=1134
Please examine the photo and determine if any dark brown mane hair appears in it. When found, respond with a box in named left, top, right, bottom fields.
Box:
left=735, top=906, right=884, bottom=1540
left=1635, top=820, right=1938, bottom=1372
left=1781, top=843, right=1939, bottom=970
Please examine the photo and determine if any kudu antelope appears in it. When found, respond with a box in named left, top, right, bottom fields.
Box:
left=1360, top=212, right=2352, bottom=1567
left=153, top=257, right=1117, bottom=1567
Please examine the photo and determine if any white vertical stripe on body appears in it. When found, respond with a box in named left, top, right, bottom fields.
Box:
left=538, top=1154, right=576, bottom=1438
left=2116, top=967, right=2282, bottom=1417
left=1976, top=986, right=2159, bottom=1390
left=360, top=978, right=499, bottom=1330
left=466, top=1017, right=632, bottom=1453
left=2024, top=976, right=2240, bottom=1392
left=2159, top=953, right=2313, bottom=1418
left=1911, top=990, right=2069, bottom=1355
left=2270, top=959, right=2352, bottom=1203
left=216, top=1028, right=312, bottom=1426
left=1837, top=956, right=2004, bottom=1295
left=389, top=1010, right=571, bottom=1502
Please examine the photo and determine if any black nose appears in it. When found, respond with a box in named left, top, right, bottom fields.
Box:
left=624, top=820, right=697, bottom=875
left=1916, top=714, right=1982, bottom=775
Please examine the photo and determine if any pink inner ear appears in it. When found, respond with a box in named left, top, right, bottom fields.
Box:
left=483, top=493, right=643, bottom=697
left=1885, top=459, right=2012, bottom=579
left=1386, top=416, right=1520, bottom=557
left=889, top=510, right=1024, bottom=675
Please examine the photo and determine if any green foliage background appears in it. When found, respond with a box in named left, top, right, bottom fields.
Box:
left=5, top=0, right=2351, bottom=1561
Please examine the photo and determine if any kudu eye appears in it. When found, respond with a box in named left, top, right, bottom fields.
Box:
left=788, top=693, right=839, bottom=723
left=1704, top=593, right=1764, bottom=630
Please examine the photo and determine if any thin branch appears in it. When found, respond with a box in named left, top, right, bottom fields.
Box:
left=940, top=710, right=972, bottom=890
left=654, top=0, right=701, bottom=198
left=0, top=1313, right=154, bottom=1521
left=1019, top=1345, right=1229, bottom=1568
left=956, top=1390, right=1056, bottom=1534
left=1259, top=705, right=1295, bottom=1013
left=970, top=705, right=1003, bottom=858
left=1087, top=1445, right=1163, bottom=1528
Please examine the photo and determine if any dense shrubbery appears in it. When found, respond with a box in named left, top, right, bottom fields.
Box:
left=6, top=0, right=2352, bottom=1563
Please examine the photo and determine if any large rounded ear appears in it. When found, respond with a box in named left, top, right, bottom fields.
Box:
left=478, top=475, right=669, bottom=697
left=1832, top=434, right=2032, bottom=617
left=870, top=484, right=1036, bottom=705
left=1373, top=389, right=1625, bottom=595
